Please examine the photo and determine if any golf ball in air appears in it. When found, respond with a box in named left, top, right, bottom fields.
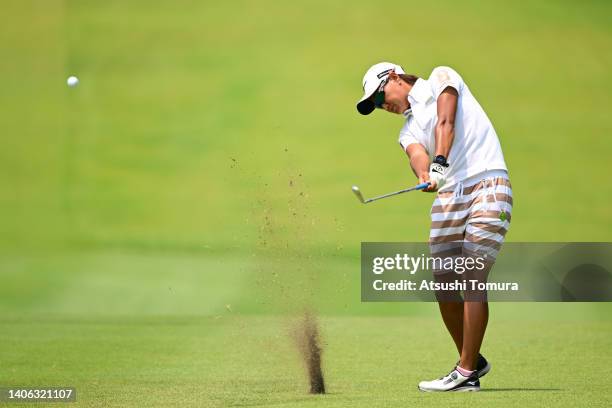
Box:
left=67, top=76, right=79, bottom=87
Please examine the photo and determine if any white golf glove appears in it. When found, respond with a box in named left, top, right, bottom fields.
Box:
left=429, top=163, right=447, bottom=190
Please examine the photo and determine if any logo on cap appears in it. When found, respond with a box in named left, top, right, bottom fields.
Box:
left=376, top=69, right=393, bottom=79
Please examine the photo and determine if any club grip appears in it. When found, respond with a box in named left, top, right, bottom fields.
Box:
left=415, top=182, right=431, bottom=190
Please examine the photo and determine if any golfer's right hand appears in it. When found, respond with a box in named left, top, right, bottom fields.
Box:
left=419, top=173, right=437, bottom=192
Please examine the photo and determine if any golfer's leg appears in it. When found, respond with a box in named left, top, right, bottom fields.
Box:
left=459, top=176, right=513, bottom=370
left=460, top=301, right=488, bottom=370
left=430, top=189, right=468, bottom=357
left=438, top=301, right=464, bottom=355
left=431, top=242, right=464, bottom=355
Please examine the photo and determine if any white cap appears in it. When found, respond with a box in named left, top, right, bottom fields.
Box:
left=356, top=62, right=405, bottom=115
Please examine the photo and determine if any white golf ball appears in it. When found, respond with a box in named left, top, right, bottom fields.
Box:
left=67, top=76, right=79, bottom=87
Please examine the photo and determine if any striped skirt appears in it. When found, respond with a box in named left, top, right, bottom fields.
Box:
left=429, top=173, right=513, bottom=268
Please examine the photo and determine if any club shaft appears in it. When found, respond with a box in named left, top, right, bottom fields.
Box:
left=364, top=182, right=429, bottom=203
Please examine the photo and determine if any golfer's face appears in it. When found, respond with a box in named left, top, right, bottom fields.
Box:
left=380, top=78, right=409, bottom=114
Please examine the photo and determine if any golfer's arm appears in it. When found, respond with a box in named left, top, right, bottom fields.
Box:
left=434, top=87, right=459, bottom=158
left=406, top=144, right=430, bottom=180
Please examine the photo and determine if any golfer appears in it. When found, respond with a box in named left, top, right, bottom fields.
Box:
left=356, top=62, right=513, bottom=392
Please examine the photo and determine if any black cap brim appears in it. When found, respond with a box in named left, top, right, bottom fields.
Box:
left=357, top=99, right=375, bottom=115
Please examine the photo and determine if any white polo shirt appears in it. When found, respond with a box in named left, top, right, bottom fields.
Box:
left=398, top=66, right=507, bottom=192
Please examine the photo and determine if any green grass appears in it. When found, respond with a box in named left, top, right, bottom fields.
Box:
left=2, top=0, right=612, bottom=252
left=1, top=313, right=612, bottom=407
left=1, top=0, right=612, bottom=406
left=1, top=253, right=612, bottom=407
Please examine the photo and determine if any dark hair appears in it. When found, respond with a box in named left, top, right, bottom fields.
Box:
left=399, top=74, right=419, bottom=85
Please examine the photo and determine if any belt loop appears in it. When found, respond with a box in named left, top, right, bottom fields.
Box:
left=486, top=178, right=498, bottom=211
left=454, top=181, right=464, bottom=198
left=491, top=178, right=499, bottom=209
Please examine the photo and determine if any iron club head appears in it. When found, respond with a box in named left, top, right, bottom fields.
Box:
left=352, top=185, right=366, bottom=204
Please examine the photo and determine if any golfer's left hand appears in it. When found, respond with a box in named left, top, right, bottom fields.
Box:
left=418, top=172, right=437, bottom=193
left=428, top=163, right=447, bottom=191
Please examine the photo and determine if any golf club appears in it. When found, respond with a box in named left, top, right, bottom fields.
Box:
left=351, top=182, right=431, bottom=204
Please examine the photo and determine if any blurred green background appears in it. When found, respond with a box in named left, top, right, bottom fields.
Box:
left=1, top=0, right=611, bottom=406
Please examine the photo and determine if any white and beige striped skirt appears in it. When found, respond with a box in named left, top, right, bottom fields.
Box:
left=429, top=173, right=513, bottom=267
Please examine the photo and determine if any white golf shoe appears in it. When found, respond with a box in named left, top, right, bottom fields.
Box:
left=456, top=354, right=491, bottom=378
left=418, top=367, right=480, bottom=392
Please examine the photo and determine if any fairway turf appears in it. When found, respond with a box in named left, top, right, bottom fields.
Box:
left=1, top=0, right=612, bottom=407
left=1, top=312, right=612, bottom=407
left=1, top=253, right=612, bottom=407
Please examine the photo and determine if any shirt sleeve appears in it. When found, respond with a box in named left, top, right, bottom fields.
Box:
left=429, top=66, right=463, bottom=99
left=398, top=128, right=420, bottom=152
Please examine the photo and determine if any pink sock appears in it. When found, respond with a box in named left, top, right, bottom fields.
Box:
left=456, top=366, right=475, bottom=377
